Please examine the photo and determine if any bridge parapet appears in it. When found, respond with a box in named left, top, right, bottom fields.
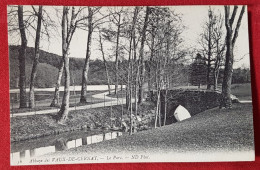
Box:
left=150, top=89, right=222, bottom=124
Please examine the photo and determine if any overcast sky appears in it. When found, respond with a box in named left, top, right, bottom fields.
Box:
left=171, top=5, right=250, bottom=68
left=8, top=5, right=250, bottom=68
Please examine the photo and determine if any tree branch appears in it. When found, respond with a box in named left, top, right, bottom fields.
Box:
left=229, top=6, right=238, bottom=27
left=232, top=5, right=245, bottom=47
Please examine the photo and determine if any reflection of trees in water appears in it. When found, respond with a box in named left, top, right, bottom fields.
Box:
left=103, top=133, right=105, bottom=141
left=13, top=131, right=123, bottom=162
left=55, top=138, right=67, bottom=151
left=82, top=137, right=88, bottom=145
left=20, top=150, right=25, bottom=158
left=30, top=149, right=35, bottom=157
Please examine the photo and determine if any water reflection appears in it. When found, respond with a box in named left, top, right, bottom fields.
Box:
left=55, top=138, right=67, bottom=151
left=11, top=131, right=122, bottom=165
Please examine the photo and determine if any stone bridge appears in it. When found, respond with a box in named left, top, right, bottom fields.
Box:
left=150, top=89, right=222, bottom=124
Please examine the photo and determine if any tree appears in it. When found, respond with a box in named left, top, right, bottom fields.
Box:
left=8, top=5, right=57, bottom=108
left=138, top=6, right=151, bottom=104
left=51, top=7, right=86, bottom=107
left=57, top=6, right=79, bottom=123
left=126, top=7, right=139, bottom=135
left=212, top=15, right=225, bottom=91
left=29, top=6, right=43, bottom=108
left=105, top=7, right=125, bottom=95
left=50, top=58, right=64, bottom=107
left=145, top=7, right=185, bottom=127
left=98, top=29, right=111, bottom=95
left=114, top=9, right=122, bottom=95
left=80, top=7, right=113, bottom=103
left=221, top=5, right=245, bottom=108
left=204, top=8, right=214, bottom=90
left=198, top=7, right=225, bottom=90
left=17, top=6, right=27, bottom=108
left=190, top=53, right=207, bottom=87
left=80, top=7, right=94, bottom=103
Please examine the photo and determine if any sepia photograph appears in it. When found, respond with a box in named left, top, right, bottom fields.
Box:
left=8, top=5, right=254, bottom=165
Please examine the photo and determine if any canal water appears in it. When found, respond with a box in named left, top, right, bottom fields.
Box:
left=11, top=130, right=123, bottom=165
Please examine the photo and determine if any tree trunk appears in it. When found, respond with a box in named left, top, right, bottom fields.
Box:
left=99, top=32, right=111, bottom=95
left=148, top=26, right=155, bottom=93
left=138, top=7, right=150, bottom=104
left=213, top=71, right=218, bottom=91
left=163, top=88, right=167, bottom=126
left=133, top=21, right=139, bottom=116
left=222, top=33, right=233, bottom=108
left=213, top=40, right=221, bottom=91
left=207, top=11, right=212, bottom=90
left=80, top=7, right=93, bottom=103
left=29, top=6, right=43, bottom=108
left=221, top=6, right=245, bottom=108
left=57, top=6, right=70, bottom=123
left=129, top=58, right=133, bottom=134
left=57, top=53, right=70, bottom=123
left=18, top=6, right=27, bottom=108
left=50, top=61, right=64, bottom=107
left=154, top=90, right=160, bottom=128
left=126, top=7, right=138, bottom=110
left=114, top=14, right=121, bottom=95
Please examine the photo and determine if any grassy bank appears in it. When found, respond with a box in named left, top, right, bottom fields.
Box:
left=11, top=102, right=155, bottom=142
left=47, top=103, right=254, bottom=157
left=231, top=83, right=252, bottom=100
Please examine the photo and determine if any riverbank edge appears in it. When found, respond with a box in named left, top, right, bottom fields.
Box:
left=10, top=103, right=155, bottom=143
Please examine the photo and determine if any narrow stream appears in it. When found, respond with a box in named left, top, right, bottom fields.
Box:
left=11, top=130, right=123, bottom=165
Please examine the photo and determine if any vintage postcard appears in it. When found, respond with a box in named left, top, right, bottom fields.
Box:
left=8, top=5, right=254, bottom=165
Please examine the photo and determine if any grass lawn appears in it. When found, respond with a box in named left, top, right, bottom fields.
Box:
left=47, top=103, right=254, bottom=156
left=231, top=83, right=252, bottom=100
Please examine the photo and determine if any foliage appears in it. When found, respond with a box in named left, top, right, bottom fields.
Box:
left=9, top=45, right=115, bottom=88
left=232, top=68, right=251, bottom=84
left=189, top=53, right=207, bottom=86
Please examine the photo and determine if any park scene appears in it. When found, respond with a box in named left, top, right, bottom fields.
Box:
left=8, top=5, right=254, bottom=165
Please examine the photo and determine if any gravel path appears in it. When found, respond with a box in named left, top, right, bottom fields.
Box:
left=11, top=90, right=134, bottom=117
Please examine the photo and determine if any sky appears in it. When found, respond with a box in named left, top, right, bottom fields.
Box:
left=171, top=5, right=250, bottom=68
left=8, top=5, right=251, bottom=68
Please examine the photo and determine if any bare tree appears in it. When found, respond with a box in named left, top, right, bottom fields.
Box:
left=8, top=5, right=57, bottom=108
left=126, top=7, right=139, bottom=135
left=198, top=8, right=216, bottom=89
left=206, top=9, right=213, bottom=90
left=51, top=6, right=86, bottom=107
left=146, top=7, right=185, bottom=127
left=114, top=9, right=122, bottom=95
left=98, top=29, right=111, bottom=95
left=17, top=6, right=28, bottom=108
left=212, top=14, right=225, bottom=91
left=57, top=6, right=80, bottom=123
left=198, top=7, right=226, bottom=91
left=80, top=7, right=114, bottom=103
left=80, top=7, right=94, bottom=103
left=138, top=6, right=151, bottom=104
left=50, top=61, right=64, bottom=107
left=29, top=6, right=43, bottom=108
left=221, top=5, right=245, bottom=108
left=104, top=7, right=125, bottom=95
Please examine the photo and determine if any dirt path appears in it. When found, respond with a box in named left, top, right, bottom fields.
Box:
left=11, top=90, right=134, bottom=117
